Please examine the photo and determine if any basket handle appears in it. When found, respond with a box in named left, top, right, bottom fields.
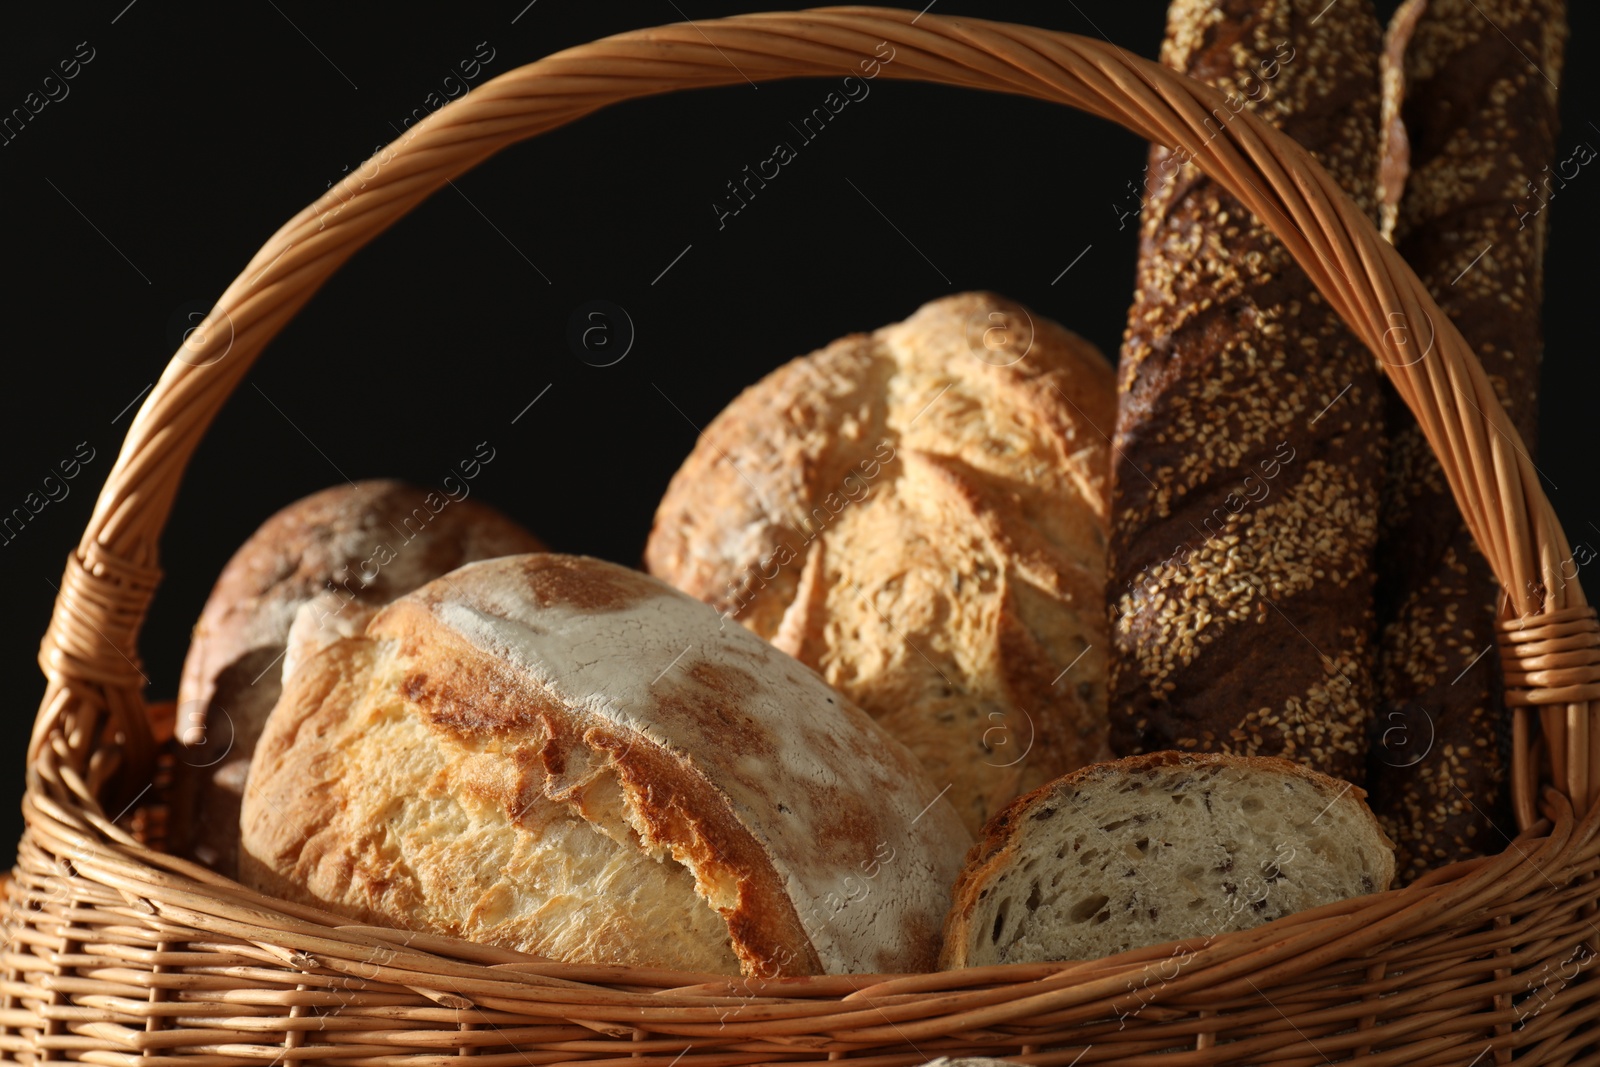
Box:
left=36, top=6, right=1598, bottom=827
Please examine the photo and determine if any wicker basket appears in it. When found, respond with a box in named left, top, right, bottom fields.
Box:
left=7, top=8, right=1600, bottom=1065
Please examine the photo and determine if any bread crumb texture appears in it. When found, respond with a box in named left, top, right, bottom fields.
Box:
left=941, top=752, right=1395, bottom=966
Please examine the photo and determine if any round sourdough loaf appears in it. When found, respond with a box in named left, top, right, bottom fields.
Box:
left=646, top=292, right=1115, bottom=837
left=940, top=752, right=1395, bottom=967
left=172, top=479, right=543, bottom=875
left=240, top=553, right=971, bottom=976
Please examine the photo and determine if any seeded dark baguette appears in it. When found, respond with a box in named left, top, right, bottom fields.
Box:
left=1368, top=0, right=1566, bottom=881
left=1107, top=0, right=1387, bottom=782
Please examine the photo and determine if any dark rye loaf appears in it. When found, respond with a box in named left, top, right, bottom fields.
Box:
left=1108, top=0, right=1387, bottom=782
left=1369, top=0, right=1566, bottom=881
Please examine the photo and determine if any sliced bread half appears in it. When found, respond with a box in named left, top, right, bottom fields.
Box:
left=941, top=752, right=1395, bottom=966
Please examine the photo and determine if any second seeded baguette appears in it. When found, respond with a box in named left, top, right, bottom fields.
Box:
left=1367, top=0, right=1567, bottom=881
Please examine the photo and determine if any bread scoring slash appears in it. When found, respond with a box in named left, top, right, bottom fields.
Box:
left=241, top=553, right=970, bottom=976
left=647, top=292, right=1115, bottom=837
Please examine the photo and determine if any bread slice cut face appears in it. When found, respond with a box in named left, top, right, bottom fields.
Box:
left=941, top=752, right=1395, bottom=966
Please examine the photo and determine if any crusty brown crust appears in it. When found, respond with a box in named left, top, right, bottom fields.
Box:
left=1107, top=0, right=1387, bottom=782
left=172, top=479, right=542, bottom=874
left=242, top=554, right=970, bottom=976
left=647, top=293, right=1115, bottom=835
left=1368, top=0, right=1566, bottom=881
left=939, top=751, right=1395, bottom=968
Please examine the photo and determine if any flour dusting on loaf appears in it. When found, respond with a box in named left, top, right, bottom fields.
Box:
left=242, top=554, right=969, bottom=976
left=173, top=479, right=542, bottom=874
left=648, top=292, right=1115, bottom=836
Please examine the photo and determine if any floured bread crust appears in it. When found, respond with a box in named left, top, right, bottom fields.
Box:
left=242, top=554, right=970, bottom=976
left=646, top=293, right=1115, bottom=836
left=172, top=479, right=542, bottom=874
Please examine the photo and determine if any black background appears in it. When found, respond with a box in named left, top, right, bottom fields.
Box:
left=1, top=2, right=1594, bottom=867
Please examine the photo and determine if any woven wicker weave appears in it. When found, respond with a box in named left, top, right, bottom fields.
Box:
left=7, top=8, right=1600, bottom=1065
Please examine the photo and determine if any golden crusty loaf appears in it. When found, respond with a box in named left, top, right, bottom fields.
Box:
left=1368, top=0, right=1566, bottom=881
left=647, top=292, right=1115, bottom=836
left=1107, top=0, right=1387, bottom=782
left=240, top=553, right=970, bottom=976
left=940, top=753, right=1395, bottom=967
left=172, top=479, right=543, bottom=874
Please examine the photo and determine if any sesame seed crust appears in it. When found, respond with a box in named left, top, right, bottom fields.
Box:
left=1108, top=0, right=1387, bottom=785
left=1368, top=0, right=1566, bottom=883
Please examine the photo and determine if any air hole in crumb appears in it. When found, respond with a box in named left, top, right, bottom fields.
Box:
left=991, top=902, right=1009, bottom=944
left=1070, top=894, right=1110, bottom=922
left=1092, top=910, right=1111, bottom=925
left=1135, top=838, right=1150, bottom=853
left=1102, top=818, right=1132, bottom=832
left=1240, top=795, right=1264, bottom=813
left=1026, top=883, right=1043, bottom=910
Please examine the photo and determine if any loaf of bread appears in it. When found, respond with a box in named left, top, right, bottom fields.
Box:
left=647, top=292, right=1115, bottom=835
left=1368, top=0, right=1566, bottom=881
left=940, top=753, right=1395, bottom=966
left=1107, top=0, right=1387, bottom=783
left=240, top=553, right=970, bottom=976
left=172, top=479, right=543, bottom=874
